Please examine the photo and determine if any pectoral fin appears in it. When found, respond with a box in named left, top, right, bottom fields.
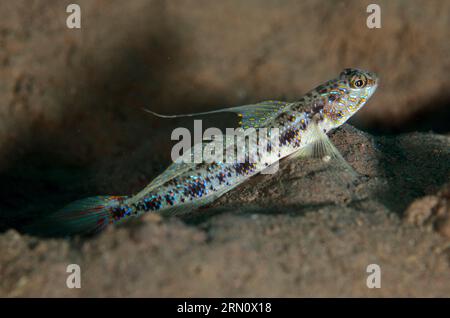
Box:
left=288, top=123, right=357, bottom=177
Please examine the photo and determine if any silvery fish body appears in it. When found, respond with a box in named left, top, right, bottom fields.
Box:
left=36, top=68, right=378, bottom=235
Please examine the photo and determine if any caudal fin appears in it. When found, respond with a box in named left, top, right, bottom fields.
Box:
left=27, top=196, right=125, bottom=237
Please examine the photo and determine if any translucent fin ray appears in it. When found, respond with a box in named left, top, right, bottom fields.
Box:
left=132, top=135, right=236, bottom=202
left=25, top=196, right=125, bottom=236
left=144, top=100, right=290, bottom=128
left=288, top=122, right=357, bottom=177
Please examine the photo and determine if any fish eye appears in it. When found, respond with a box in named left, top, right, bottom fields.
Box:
left=350, top=76, right=367, bottom=89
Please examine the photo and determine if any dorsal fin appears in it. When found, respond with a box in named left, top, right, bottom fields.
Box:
left=131, top=135, right=237, bottom=202
left=232, top=101, right=290, bottom=129
left=144, top=100, right=290, bottom=129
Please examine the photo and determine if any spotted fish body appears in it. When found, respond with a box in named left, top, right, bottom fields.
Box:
left=41, top=68, right=378, bottom=235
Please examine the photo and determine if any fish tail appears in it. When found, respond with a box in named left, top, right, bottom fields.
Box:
left=27, top=196, right=126, bottom=237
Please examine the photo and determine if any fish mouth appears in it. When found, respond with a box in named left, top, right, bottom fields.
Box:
left=367, top=72, right=379, bottom=96
left=371, top=82, right=379, bottom=94
left=369, top=71, right=379, bottom=85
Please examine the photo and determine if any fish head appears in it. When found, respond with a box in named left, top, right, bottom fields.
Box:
left=321, top=68, right=378, bottom=127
